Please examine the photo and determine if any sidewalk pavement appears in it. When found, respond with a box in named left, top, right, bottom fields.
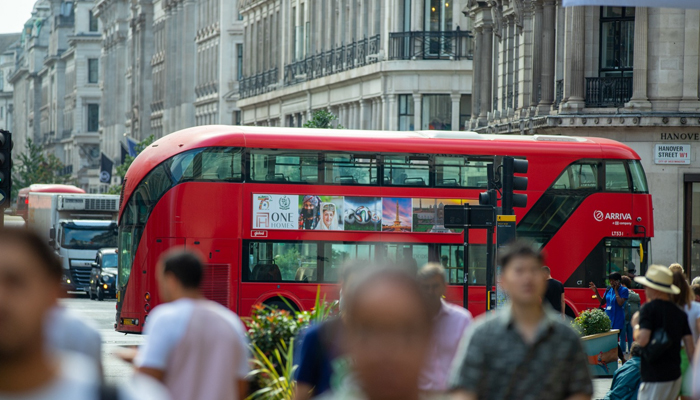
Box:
left=593, top=378, right=612, bottom=399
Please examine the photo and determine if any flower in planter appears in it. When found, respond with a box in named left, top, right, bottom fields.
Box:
left=572, top=308, right=611, bottom=336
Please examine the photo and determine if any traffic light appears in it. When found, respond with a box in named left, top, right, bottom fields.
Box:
left=479, top=189, right=498, bottom=207
left=0, top=130, right=12, bottom=208
left=502, top=156, right=528, bottom=215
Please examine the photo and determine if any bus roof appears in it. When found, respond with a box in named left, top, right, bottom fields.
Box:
left=122, top=125, right=640, bottom=210
left=18, top=184, right=85, bottom=196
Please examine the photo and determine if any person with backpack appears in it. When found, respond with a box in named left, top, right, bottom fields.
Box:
left=620, top=276, right=640, bottom=356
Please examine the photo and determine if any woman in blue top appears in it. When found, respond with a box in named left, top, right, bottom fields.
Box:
left=590, top=272, right=629, bottom=362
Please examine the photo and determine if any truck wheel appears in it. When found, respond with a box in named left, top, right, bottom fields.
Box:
left=97, top=287, right=104, bottom=301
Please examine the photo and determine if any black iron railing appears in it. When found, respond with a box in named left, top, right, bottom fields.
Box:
left=281, top=34, right=381, bottom=88
left=239, top=68, right=279, bottom=99
left=388, top=29, right=473, bottom=60
left=554, top=79, right=563, bottom=107
left=585, top=77, right=633, bottom=108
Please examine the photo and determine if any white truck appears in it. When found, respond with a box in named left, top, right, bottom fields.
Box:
left=27, top=193, right=120, bottom=292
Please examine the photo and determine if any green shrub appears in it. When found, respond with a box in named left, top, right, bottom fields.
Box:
left=572, top=308, right=611, bottom=336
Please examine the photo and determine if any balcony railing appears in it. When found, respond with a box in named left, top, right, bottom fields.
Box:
left=239, top=68, right=279, bottom=99
left=585, top=77, right=633, bottom=108
left=388, top=29, right=473, bottom=60
left=281, top=34, right=381, bottom=88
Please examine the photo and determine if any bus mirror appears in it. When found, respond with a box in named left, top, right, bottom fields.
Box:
left=49, top=227, right=56, bottom=239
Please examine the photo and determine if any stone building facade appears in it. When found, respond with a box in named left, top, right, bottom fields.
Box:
left=236, top=0, right=474, bottom=131
left=95, top=0, right=244, bottom=169
left=11, top=0, right=103, bottom=191
left=0, top=34, right=22, bottom=134
left=467, top=2, right=700, bottom=277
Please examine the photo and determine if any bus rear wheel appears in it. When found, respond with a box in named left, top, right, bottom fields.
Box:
left=263, top=299, right=298, bottom=313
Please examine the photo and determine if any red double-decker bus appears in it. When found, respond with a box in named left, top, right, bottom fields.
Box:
left=115, top=126, right=653, bottom=333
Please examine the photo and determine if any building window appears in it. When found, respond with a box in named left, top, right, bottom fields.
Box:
left=422, top=94, right=451, bottom=130
left=0, top=106, right=4, bottom=119
left=88, top=59, right=99, bottom=83
left=398, top=95, right=414, bottom=131
left=599, top=7, right=634, bottom=77
left=459, top=94, right=471, bottom=131
left=237, top=44, right=243, bottom=80
left=89, top=10, right=99, bottom=32
left=0, top=70, right=3, bottom=91
left=87, top=104, right=99, bottom=132
left=234, top=110, right=241, bottom=125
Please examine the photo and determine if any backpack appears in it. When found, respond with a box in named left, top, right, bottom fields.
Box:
left=625, top=290, right=641, bottom=323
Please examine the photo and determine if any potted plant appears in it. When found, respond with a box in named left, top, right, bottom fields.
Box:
left=572, top=308, right=619, bottom=377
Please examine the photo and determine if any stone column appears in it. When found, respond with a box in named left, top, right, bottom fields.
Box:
left=538, top=0, right=556, bottom=114
left=565, top=6, right=585, bottom=110
left=360, top=99, right=367, bottom=129
left=680, top=10, right=700, bottom=111
left=472, top=28, right=482, bottom=120
left=479, top=26, right=493, bottom=125
left=413, top=93, right=422, bottom=131
left=531, top=1, right=543, bottom=109
left=451, top=93, right=461, bottom=131
left=387, top=94, right=396, bottom=130
left=626, top=7, right=652, bottom=110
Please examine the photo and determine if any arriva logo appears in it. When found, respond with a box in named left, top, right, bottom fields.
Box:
left=594, top=210, right=632, bottom=222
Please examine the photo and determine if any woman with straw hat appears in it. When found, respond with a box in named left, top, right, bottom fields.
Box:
left=633, top=265, right=695, bottom=400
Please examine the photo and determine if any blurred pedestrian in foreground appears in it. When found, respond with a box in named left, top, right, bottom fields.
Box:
left=590, top=272, right=628, bottom=362
left=449, top=240, right=592, bottom=400
left=45, top=304, right=103, bottom=375
left=0, top=228, right=164, bottom=400
left=620, top=276, right=640, bottom=356
left=321, top=268, right=437, bottom=400
left=670, top=270, right=700, bottom=400
left=603, top=343, right=642, bottom=400
left=542, top=266, right=565, bottom=319
left=417, top=263, right=472, bottom=393
left=294, top=261, right=365, bottom=400
left=633, top=265, right=694, bottom=400
left=125, top=249, right=249, bottom=400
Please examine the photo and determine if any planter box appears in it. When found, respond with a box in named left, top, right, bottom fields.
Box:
left=581, top=329, right=620, bottom=377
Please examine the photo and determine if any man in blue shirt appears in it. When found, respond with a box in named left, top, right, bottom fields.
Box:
left=590, top=272, right=629, bottom=361
left=604, top=343, right=642, bottom=400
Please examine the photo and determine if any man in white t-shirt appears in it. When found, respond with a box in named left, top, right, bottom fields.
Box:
left=0, top=228, right=167, bottom=400
left=131, top=249, right=250, bottom=400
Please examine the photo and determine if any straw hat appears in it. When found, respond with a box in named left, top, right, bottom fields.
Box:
left=634, top=265, right=681, bottom=295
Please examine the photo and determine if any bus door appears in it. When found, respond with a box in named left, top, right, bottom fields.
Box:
left=147, top=238, right=185, bottom=307
left=186, top=238, right=237, bottom=311
left=604, top=238, right=646, bottom=287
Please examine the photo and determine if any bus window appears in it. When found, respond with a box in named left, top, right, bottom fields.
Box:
left=250, top=150, right=319, bottom=184
left=171, top=147, right=243, bottom=182
left=323, top=153, right=378, bottom=185
left=552, top=162, right=599, bottom=190
left=384, top=155, right=430, bottom=186
left=324, top=243, right=375, bottom=281
left=246, top=241, right=318, bottom=282
left=434, top=156, right=488, bottom=188
left=628, top=160, right=649, bottom=193
left=605, top=161, right=630, bottom=192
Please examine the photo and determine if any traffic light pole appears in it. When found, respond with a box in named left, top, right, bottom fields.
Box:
left=462, top=226, right=469, bottom=310
left=485, top=225, right=494, bottom=311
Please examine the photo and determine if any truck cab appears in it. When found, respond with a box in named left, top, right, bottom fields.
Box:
left=27, top=193, right=120, bottom=293
left=53, top=220, right=118, bottom=291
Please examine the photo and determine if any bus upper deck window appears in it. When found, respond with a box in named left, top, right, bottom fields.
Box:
left=384, top=155, right=430, bottom=186
left=628, top=160, right=649, bottom=193
left=552, top=162, right=599, bottom=190
left=324, top=153, right=377, bottom=185
left=605, top=161, right=631, bottom=192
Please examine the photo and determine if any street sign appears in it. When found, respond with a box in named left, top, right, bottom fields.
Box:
left=444, top=204, right=495, bottom=229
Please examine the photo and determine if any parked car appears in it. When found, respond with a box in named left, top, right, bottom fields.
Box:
left=89, top=248, right=118, bottom=301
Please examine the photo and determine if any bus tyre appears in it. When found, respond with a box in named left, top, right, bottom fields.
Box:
left=97, top=287, right=104, bottom=301
left=264, top=299, right=298, bottom=313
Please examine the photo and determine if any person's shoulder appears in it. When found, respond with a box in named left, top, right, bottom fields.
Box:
left=147, top=299, right=196, bottom=326
left=443, top=301, right=474, bottom=320
left=467, top=309, right=507, bottom=336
